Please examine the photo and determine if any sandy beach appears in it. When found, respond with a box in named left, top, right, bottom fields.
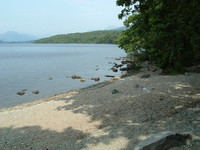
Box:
left=0, top=69, right=200, bottom=150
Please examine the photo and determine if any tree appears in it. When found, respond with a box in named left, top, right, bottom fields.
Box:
left=117, top=0, right=200, bottom=72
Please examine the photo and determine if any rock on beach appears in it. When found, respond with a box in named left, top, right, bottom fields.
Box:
left=140, top=74, right=151, bottom=78
left=134, top=132, right=193, bottom=150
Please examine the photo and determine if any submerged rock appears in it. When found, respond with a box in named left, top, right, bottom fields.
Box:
left=71, top=75, right=82, bottom=79
left=111, top=68, right=118, bottom=72
left=120, top=68, right=128, bottom=71
left=17, top=91, right=25, bottom=96
left=117, top=64, right=124, bottom=68
left=105, top=75, right=115, bottom=78
left=113, top=63, right=123, bottom=68
left=32, top=90, right=39, bottom=94
left=91, top=77, right=100, bottom=82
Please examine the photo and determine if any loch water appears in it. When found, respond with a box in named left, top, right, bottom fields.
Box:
left=0, top=43, right=126, bottom=108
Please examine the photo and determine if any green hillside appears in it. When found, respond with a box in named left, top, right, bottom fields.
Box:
left=34, top=30, right=122, bottom=44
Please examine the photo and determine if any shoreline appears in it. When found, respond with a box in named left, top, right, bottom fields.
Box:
left=0, top=77, right=117, bottom=113
left=0, top=69, right=199, bottom=150
left=0, top=43, right=127, bottom=110
left=0, top=67, right=138, bottom=113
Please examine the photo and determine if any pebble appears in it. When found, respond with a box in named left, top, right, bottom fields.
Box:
left=159, top=98, right=164, bottom=101
left=112, top=89, right=119, bottom=94
left=140, top=74, right=151, bottom=78
left=32, top=90, right=39, bottom=94
left=143, top=88, right=150, bottom=92
left=135, top=84, right=140, bottom=88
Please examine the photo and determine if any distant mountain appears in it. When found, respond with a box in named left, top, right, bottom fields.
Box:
left=105, top=26, right=119, bottom=30
left=113, top=26, right=127, bottom=31
left=0, top=31, right=38, bottom=42
left=105, top=26, right=127, bottom=31
left=35, top=30, right=122, bottom=44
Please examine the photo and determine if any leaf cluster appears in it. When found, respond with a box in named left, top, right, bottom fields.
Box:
left=117, top=0, right=200, bottom=73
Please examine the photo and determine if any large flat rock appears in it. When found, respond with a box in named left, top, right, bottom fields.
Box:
left=134, top=132, right=192, bottom=150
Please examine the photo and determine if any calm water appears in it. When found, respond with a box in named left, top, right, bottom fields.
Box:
left=0, top=43, right=126, bottom=108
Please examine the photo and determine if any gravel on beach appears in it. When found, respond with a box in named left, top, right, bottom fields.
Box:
left=0, top=70, right=200, bottom=150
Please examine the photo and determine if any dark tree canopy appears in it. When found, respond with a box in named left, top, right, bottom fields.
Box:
left=117, top=0, right=200, bottom=72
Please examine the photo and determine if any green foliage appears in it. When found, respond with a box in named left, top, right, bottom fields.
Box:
left=116, top=0, right=200, bottom=73
left=35, top=30, right=122, bottom=44
left=132, top=65, right=142, bottom=71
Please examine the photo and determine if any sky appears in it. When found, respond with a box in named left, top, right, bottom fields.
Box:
left=0, top=0, right=124, bottom=36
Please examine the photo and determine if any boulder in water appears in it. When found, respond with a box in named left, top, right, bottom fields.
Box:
left=91, top=77, right=100, bottom=82
left=71, top=75, right=82, bottom=79
left=32, top=90, right=39, bottom=94
left=17, top=91, right=25, bottom=96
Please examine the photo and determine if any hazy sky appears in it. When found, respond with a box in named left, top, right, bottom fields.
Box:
left=0, top=0, right=124, bottom=36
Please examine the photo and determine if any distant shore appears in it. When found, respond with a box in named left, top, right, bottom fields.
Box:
left=0, top=67, right=200, bottom=150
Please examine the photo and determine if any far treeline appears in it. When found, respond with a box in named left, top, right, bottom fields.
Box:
left=116, top=0, right=200, bottom=73
left=34, top=30, right=122, bottom=44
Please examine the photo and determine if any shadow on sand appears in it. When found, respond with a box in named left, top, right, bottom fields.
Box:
left=0, top=74, right=200, bottom=150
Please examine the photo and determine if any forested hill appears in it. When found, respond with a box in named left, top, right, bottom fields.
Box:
left=34, top=30, right=122, bottom=44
